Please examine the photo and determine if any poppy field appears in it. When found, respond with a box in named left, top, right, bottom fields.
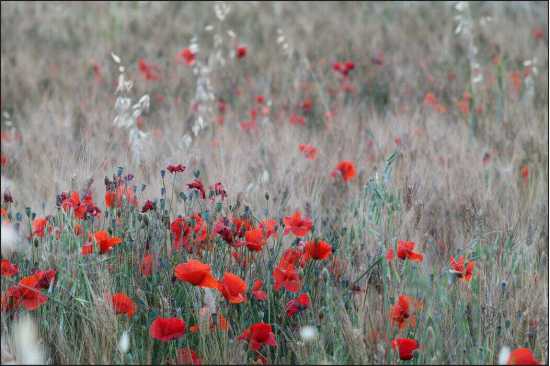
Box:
left=0, top=2, right=548, bottom=365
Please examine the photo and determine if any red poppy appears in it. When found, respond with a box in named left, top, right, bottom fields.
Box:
left=167, top=164, right=186, bottom=174
left=289, top=113, right=305, bottom=126
left=392, top=338, right=419, bottom=361
left=149, top=317, right=186, bottom=341
left=233, top=217, right=253, bottom=237
left=1, top=259, right=18, bottom=277
left=214, top=219, right=235, bottom=246
left=424, top=92, right=447, bottom=113
left=32, top=217, right=48, bottom=237
left=507, top=348, right=540, bottom=365
left=520, top=165, right=529, bottom=183
left=532, top=26, right=545, bottom=41
left=279, top=248, right=304, bottom=268
left=238, top=322, right=277, bottom=351
left=231, top=251, right=248, bottom=269
left=331, top=160, right=357, bottom=182
left=386, top=248, right=394, bottom=262
left=252, top=279, right=267, bottom=301
left=33, top=269, right=56, bottom=289
left=245, top=228, right=266, bottom=252
left=105, top=186, right=137, bottom=209
left=94, top=230, right=123, bottom=254
left=218, top=272, right=247, bottom=304
left=396, top=240, right=423, bottom=262
left=17, top=275, right=48, bottom=311
left=110, top=293, right=136, bottom=318
left=256, top=95, right=265, bottom=104
left=236, top=45, right=247, bottom=59
left=177, top=347, right=202, bottom=365
left=332, top=61, right=355, bottom=77
left=449, top=256, right=475, bottom=281
left=286, top=293, right=310, bottom=317
left=81, top=242, right=94, bottom=256
left=304, top=240, right=332, bottom=261
left=188, top=179, right=206, bottom=199
left=138, top=59, right=160, bottom=81
left=273, top=264, right=301, bottom=293
left=299, top=144, right=318, bottom=160
left=141, top=254, right=153, bottom=277
left=390, top=295, right=419, bottom=330
left=283, top=211, right=313, bottom=237
left=141, top=200, right=155, bottom=213
left=259, top=219, right=278, bottom=239
left=180, top=48, right=196, bottom=66
left=174, top=260, right=219, bottom=289
left=213, top=182, right=227, bottom=200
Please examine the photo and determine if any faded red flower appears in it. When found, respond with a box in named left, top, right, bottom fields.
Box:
left=449, top=256, right=475, bottom=281
left=188, top=179, right=206, bottom=199
left=298, top=143, right=318, bottom=160
left=331, top=160, right=357, bottom=182
left=141, top=254, right=153, bottom=277
left=283, top=211, right=313, bottom=237
left=1, top=259, right=18, bottom=277
left=138, top=58, right=160, bottom=81
left=273, top=264, right=301, bottom=293
left=167, top=164, right=186, bottom=174
left=396, top=240, right=423, bottom=262
left=81, top=242, right=94, bottom=256
left=238, top=322, right=277, bottom=351
left=252, top=279, right=268, bottom=301
left=141, top=200, right=155, bottom=213
left=149, top=317, right=185, bottom=341
left=259, top=219, right=278, bottom=240
left=177, top=347, right=202, bottom=365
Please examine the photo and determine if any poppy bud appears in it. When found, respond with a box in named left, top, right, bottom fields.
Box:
left=160, top=169, right=166, bottom=178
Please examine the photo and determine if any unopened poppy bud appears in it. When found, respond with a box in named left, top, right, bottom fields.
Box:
left=265, top=192, right=270, bottom=201
left=160, top=169, right=166, bottom=178
left=25, top=207, right=32, bottom=217
left=500, top=281, right=507, bottom=290
left=117, top=167, right=124, bottom=177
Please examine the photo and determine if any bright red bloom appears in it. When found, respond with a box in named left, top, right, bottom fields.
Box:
left=279, top=248, right=304, bottom=268
left=149, top=317, right=185, bottom=341
left=252, top=279, right=267, bottom=301
left=174, top=260, right=219, bottom=289
left=390, top=295, right=419, bottom=330
left=33, top=269, right=56, bottom=289
left=105, top=186, right=137, bottom=208
left=304, top=240, right=332, bottom=261
left=273, top=264, right=301, bottom=293
left=171, top=214, right=208, bottom=252
left=236, top=45, right=247, bottom=59
left=180, top=48, right=196, bottom=66
left=218, top=272, right=247, bottom=304
left=392, top=338, right=419, bottom=361
left=94, top=230, right=123, bottom=254
left=81, top=242, right=94, bottom=256
left=396, top=240, right=423, bottom=262
left=110, top=293, right=136, bottom=318
left=286, top=293, right=310, bottom=317
left=233, top=217, right=253, bottom=237
left=507, top=348, right=540, bottom=365
left=188, top=179, right=206, bottom=199
left=299, top=144, right=318, bottom=160
left=138, top=58, right=160, bottom=81
left=1, top=259, right=18, bottom=277
left=177, top=348, right=202, bottom=365
left=259, top=219, right=278, bottom=239
left=449, top=256, right=475, bottom=281
left=245, top=228, right=266, bottom=252
left=167, top=164, right=186, bottom=174
left=331, top=160, right=357, bottom=182
left=141, top=254, right=153, bottom=277
left=238, top=322, right=277, bottom=351
left=283, top=211, right=313, bottom=237
left=32, top=217, right=48, bottom=237
left=18, top=275, right=48, bottom=311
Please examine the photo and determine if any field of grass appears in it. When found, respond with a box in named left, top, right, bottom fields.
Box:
left=0, top=2, right=548, bottom=364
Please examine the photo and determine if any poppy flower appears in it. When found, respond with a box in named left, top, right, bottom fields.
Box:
left=218, top=272, right=247, bottom=304
left=259, top=219, right=278, bottom=239
left=252, top=279, right=268, bottom=301
left=110, top=293, right=136, bottom=318
left=105, top=186, right=137, bottom=208
left=331, top=160, right=357, bottom=182
left=392, top=338, right=419, bottom=361
left=238, top=322, right=277, bottom=351
left=304, top=240, right=332, bottom=261
left=396, top=240, right=423, bottom=262
left=390, top=295, right=419, bottom=330
left=171, top=217, right=191, bottom=250
left=233, top=217, right=253, bottom=237
left=256, top=95, right=265, bottom=104
left=289, top=113, right=305, bottom=126
left=33, top=269, right=56, bottom=289
left=32, top=217, right=48, bottom=237
left=332, top=61, right=355, bottom=77
left=213, top=182, right=227, bottom=200
left=188, top=179, right=206, bottom=199
left=386, top=248, right=394, bottom=262
left=141, top=200, right=155, bottom=213
left=214, top=219, right=235, bottom=246
left=502, top=347, right=540, bottom=365
left=283, top=211, right=313, bottom=237
left=286, top=293, right=310, bottom=317
left=177, top=347, right=202, bottom=365
left=273, top=264, right=301, bottom=293
left=149, top=317, right=186, bottom=341
left=520, top=165, right=529, bottom=183
left=141, top=254, right=153, bottom=277
left=81, top=242, right=94, bottom=256
left=94, top=230, right=123, bottom=254
left=299, top=144, right=318, bottom=160
left=245, top=228, right=266, bottom=252
left=449, top=256, right=475, bottom=281
left=17, top=275, right=48, bottom=311
left=167, top=164, right=186, bottom=174
left=174, top=259, right=219, bottom=289
left=532, top=26, right=545, bottom=41
left=138, top=59, right=160, bottom=81
left=279, top=248, right=304, bottom=268
left=180, top=48, right=196, bottom=66
left=236, top=45, right=247, bottom=59
left=1, top=259, right=18, bottom=277
left=424, top=92, right=447, bottom=113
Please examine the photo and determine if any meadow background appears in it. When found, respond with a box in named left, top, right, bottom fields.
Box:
left=0, top=1, right=548, bottom=364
